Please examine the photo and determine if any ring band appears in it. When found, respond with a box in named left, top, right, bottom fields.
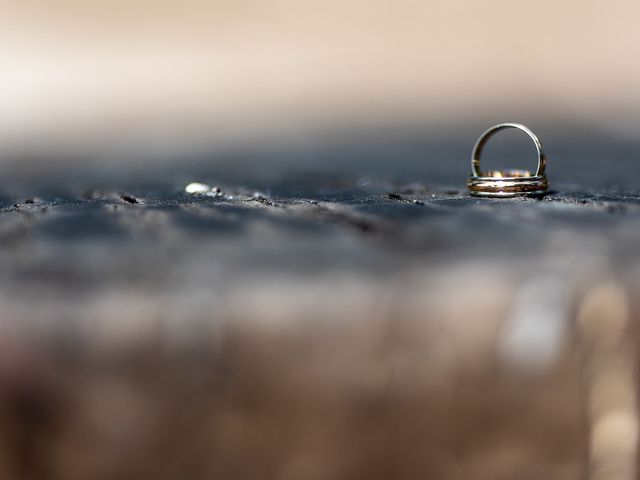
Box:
left=467, top=123, right=549, bottom=197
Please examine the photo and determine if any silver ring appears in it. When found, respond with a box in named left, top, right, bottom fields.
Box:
left=467, top=123, right=549, bottom=197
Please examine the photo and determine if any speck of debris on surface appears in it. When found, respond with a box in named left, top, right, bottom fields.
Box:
left=252, top=192, right=278, bottom=206
left=206, top=187, right=224, bottom=198
left=120, top=194, right=140, bottom=204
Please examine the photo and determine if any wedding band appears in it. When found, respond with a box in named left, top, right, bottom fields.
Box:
left=467, top=123, right=549, bottom=197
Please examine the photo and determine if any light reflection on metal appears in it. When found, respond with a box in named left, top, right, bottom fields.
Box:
left=467, top=123, right=549, bottom=197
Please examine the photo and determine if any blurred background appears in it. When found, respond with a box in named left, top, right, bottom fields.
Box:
left=2, top=0, right=640, bottom=171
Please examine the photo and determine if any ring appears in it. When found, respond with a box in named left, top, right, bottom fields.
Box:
left=467, top=123, right=548, bottom=197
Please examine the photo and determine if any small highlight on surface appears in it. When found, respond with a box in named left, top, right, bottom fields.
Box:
left=185, top=182, right=225, bottom=197
left=185, top=182, right=211, bottom=194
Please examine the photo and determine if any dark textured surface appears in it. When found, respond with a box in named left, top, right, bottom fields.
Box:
left=3, top=126, right=640, bottom=271
left=0, top=128, right=638, bottom=479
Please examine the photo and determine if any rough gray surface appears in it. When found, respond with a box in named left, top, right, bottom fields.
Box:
left=0, top=128, right=638, bottom=479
